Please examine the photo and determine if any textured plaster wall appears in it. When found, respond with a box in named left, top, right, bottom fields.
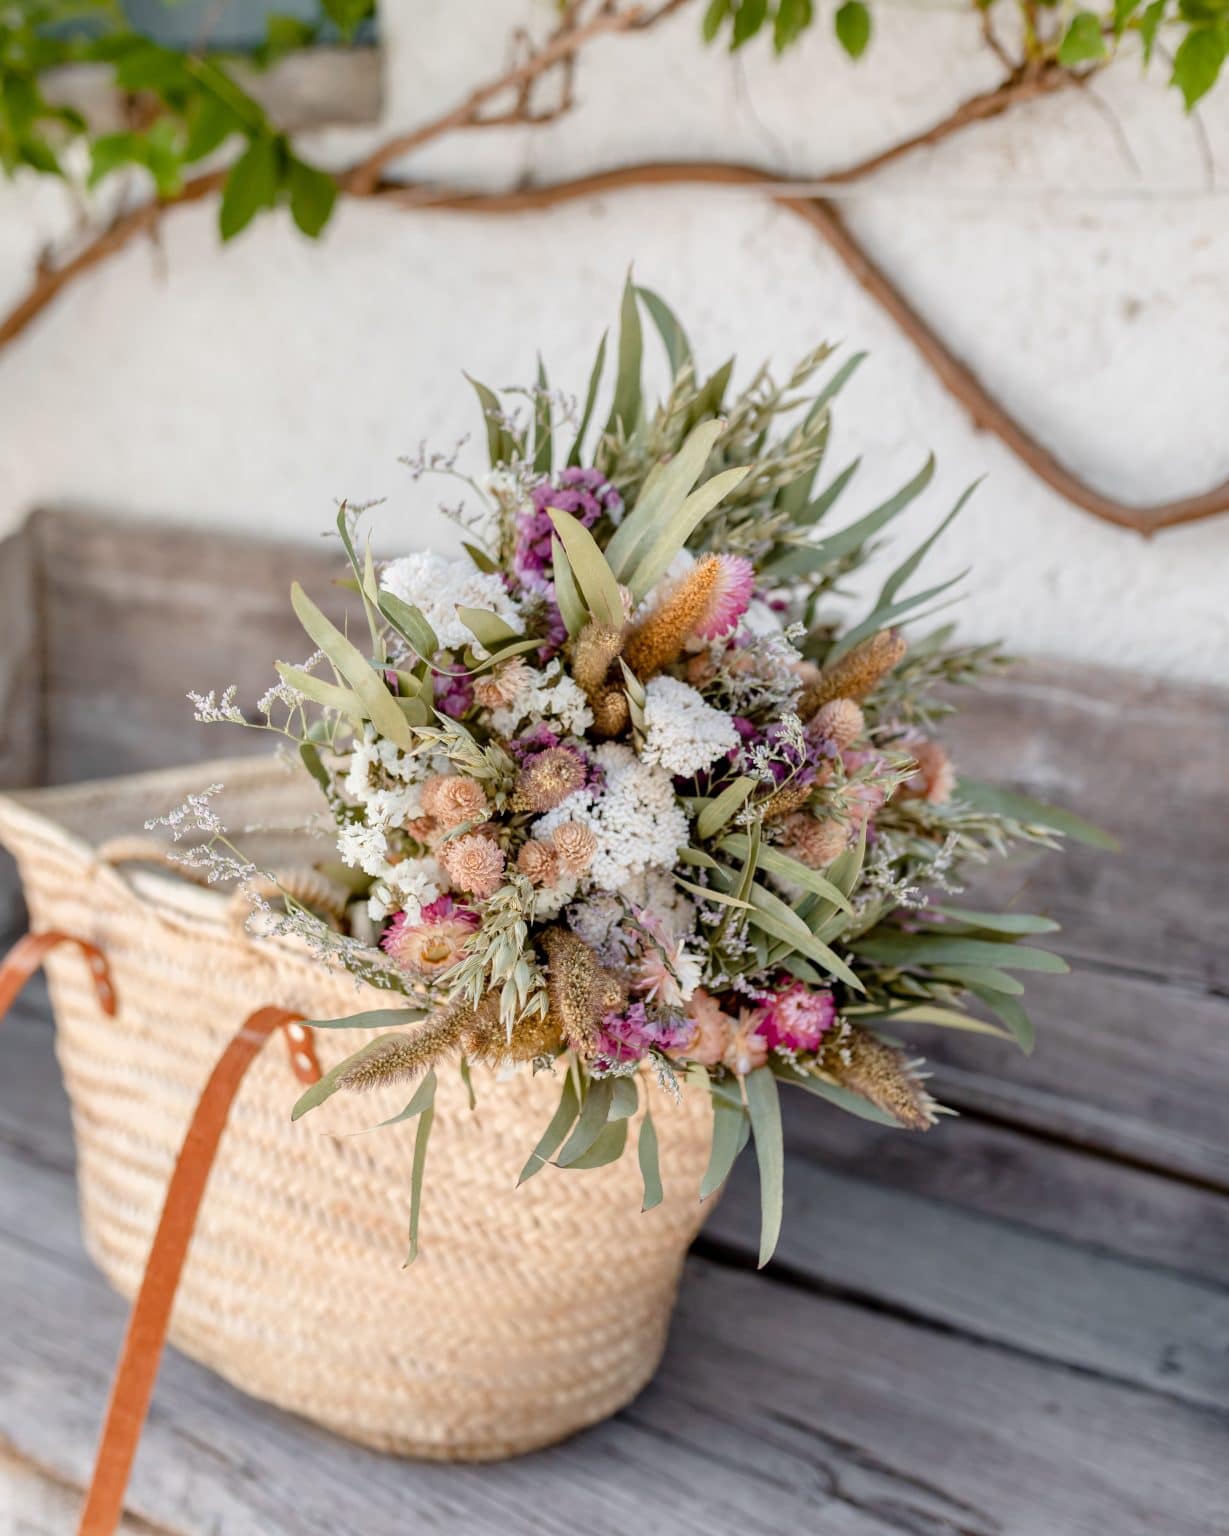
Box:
left=1, top=0, right=1227, bottom=683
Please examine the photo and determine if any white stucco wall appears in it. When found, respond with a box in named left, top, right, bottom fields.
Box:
left=1, top=0, right=1227, bottom=683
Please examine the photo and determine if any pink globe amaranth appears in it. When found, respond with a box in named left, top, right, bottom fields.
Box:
left=753, top=980, right=837, bottom=1053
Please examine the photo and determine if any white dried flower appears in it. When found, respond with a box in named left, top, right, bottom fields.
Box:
left=534, top=743, right=687, bottom=892
left=381, top=550, right=522, bottom=651
left=489, top=660, right=593, bottom=737
left=641, top=676, right=740, bottom=777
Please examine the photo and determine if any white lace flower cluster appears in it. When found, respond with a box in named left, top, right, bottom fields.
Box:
left=640, top=675, right=740, bottom=776
left=534, top=743, right=688, bottom=891
left=339, top=727, right=444, bottom=922
left=381, top=550, right=523, bottom=651
left=489, top=660, right=593, bottom=737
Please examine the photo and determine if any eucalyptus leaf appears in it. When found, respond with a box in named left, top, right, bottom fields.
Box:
left=403, top=1075, right=436, bottom=1265
left=276, top=663, right=362, bottom=719
left=931, top=905, right=1060, bottom=935
left=566, top=1117, right=628, bottom=1169
left=551, top=535, right=587, bottom=638
left=557, top=1076, right=615, bottom=1167
left=606, top=417, right=726, bottom=579
left=637, top=284, right=693, bottom=375
left=290, top=582, right=414, bottom=749
left=378, top=589, right=440, bottom=660
left=609, top=1075, right=640, bottom=1121
left=517, top=1069, right=580, bottom=1185
left=700, top=1092, right=750, bottom=1199
left=603, top=273, right=643, bottom=438
left=627, top=465, right=751, bottom=600
left=638, top=1108, right=664, bottom=1212
left=720, top=835, right=852, bottom=913
left=456, top=605, right=522, bottom=652
left=466, top=373, right=513, bottom=467
left=378, top=1065, right=438, bottom=1128
left=696, top=776, right=756, bottom=840
left=852, top=933, right=1069, bottom=973
left=567, top=331, right=607, bottom=467
left=547, top=510, right=625, bottom=629
left=305, top=1008, right=426, bottom=1031
left=772, top=1059, right=901, bottom=1126
left=745, top=1066, right=784, bottom=1268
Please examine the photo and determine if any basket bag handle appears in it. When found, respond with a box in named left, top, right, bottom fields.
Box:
left=0, top=929, right=320, bottom=1536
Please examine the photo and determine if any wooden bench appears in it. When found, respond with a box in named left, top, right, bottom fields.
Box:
left=2, top=507, right=1227, bottom=1535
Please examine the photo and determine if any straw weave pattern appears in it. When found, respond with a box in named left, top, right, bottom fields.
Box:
left=0, top=758, right=714, bottom=1460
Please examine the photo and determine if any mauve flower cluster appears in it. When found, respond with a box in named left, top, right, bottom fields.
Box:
left=515, top=467, right=624, bottom=579
left=594, top=1002, right=692, bottom=1073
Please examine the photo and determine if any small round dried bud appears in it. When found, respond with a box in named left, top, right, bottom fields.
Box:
left=591, top=688, right=630, bottom=739
left=421, top=774, right=488, bottom=830
left=440, top=833, right=506, bottom=898
left=473, top=657, right=531, bottom=709
left=899, top=739, right=955, bottom=805
left=811, top=698, right=865, bottom=751
left=517, top=839, right=559, bottom=886
left=782, top=813, right=849, bottom=869
left=550, top=821, right=598, bottom=875
left=512, top=747, right=587, bottom=812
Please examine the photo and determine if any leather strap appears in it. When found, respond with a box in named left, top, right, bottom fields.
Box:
left=0, top=931, right=319, bottom=1536
left=76, top=1003, right=306, bottom=1536
left=0, top=930, right=117, bottom=1018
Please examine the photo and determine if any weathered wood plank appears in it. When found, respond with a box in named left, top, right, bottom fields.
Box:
left=32, top=507, right=346, bottom=783
left=705, top=1148, right=1229, bottom=1414
left=2, top=1009, right=1227, bottom=1536
left=769, top=1092, right=1229, bottom=1287
left=942, top=662, right=1229, bottom=992
left=925, top=963, right=1229, bottom=1186
left=3, top=1136, right=1226, bottom=1536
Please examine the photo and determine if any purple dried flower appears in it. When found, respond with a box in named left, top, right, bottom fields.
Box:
left=515, top=468, right=623, bottom=580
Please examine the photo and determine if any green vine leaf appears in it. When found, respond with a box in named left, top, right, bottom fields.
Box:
left=835, top=1, right=872, bottom=59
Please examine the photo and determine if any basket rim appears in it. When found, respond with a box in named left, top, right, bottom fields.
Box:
left=0, top=754, right=319, bottom=932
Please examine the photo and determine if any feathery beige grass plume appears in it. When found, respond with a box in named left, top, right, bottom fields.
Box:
left=541, top=927, right=626, bottom=1055
left=799, top=629, right=907, bottom=718
left=570, top=621, right=625, bottom=698
left=624, top=556, right=721, bottom=680
left=821, top=1025, right=938, bottom=1130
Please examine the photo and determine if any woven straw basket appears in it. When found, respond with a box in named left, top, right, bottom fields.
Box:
left=0, top=757, right=714, bottom=1461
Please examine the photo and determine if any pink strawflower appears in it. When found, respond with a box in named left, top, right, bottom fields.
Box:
left=753, top=980, right=836, bottom=1053
left=381, top=896, right=479, bottom=977
left=694, top=554, right=755, bottom=640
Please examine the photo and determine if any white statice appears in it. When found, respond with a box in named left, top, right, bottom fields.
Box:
left=641, top=675, right=740, bottom=777
left=534, top=743, right=688, bottom=891
left=368, top=856, right=445, bottom=923
left=488, top=660, right=593, bottom=737
left=337, top=821, right=392, bottom=879
left=381, top=549, right=522, bottom=651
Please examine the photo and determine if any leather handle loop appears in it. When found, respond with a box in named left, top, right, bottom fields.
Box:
left=76, top=1004, right=307, bottom=1536
left=0, top=930, right=117, bottom=1018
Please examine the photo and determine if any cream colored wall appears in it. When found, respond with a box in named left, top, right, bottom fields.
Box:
left=1, top=0, right=1226, bottom=683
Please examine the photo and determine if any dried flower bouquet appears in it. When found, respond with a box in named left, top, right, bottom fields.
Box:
left=183, top=281, right=1102, bottom=1266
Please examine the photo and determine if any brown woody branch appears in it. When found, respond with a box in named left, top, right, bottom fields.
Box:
left=0, top=16, right=1224, bottom=536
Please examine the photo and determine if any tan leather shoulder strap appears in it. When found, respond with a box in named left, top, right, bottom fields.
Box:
left=75, top=1003, right=306, bottom=1536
